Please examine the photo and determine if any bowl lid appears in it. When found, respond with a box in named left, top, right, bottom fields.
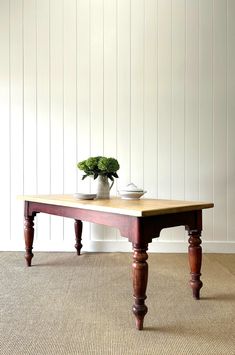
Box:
left=121, top=183, right=144, bottom=192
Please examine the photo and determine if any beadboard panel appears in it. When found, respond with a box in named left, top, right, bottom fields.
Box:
left=36, top=0, right=51, bottom=246
left=76, top=0, right=91, bottom=243
left=130, top=0, right=144, bottom=189
left=213, top=0, right=227, bottom=242
left=9, top=0, right=24, bottom=245
left=116, top=0, right=131, bottom=241
left=143, top=0, right=158, bottom=201
left=0, top=0, right=235, bottom=253
left=198, top=0, right=213, bottom=242
left=0, top=0, right=11, bottom=246
left=63, top=0, right=77, bottom=247
left=171, top=0, right=186, bottom=241
left=103, top=0, right=118, bottom=240
left=50, top=0, right=64, bottom=245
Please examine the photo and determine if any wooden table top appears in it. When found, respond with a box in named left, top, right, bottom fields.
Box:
left=19, top=194, right=214, bottom=217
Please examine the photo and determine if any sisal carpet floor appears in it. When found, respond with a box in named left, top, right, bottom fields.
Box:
left=0, top=252, right=235, bottom=355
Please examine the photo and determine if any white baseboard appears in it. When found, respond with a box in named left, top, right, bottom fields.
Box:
left=82, top=240, right=235, bottom=253
left=1, top=240, right=235, bottom=253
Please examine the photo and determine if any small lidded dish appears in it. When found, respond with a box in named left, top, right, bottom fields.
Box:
left=118, top=183, right=147, bottom=200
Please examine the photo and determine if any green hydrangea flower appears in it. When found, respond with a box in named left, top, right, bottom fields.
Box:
left=98, top=157, right=119, bottom=173
left=77, top=156, right=120, bottom=182
left=77, top=160, right=87, bottom=171
left=86, top=157, right=99, bottom=171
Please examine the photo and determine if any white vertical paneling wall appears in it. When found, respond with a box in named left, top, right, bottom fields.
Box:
left=0, top=0, right=235, bottom=253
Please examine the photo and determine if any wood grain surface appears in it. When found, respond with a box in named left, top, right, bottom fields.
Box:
left=18, top=195, right=214, bottom=217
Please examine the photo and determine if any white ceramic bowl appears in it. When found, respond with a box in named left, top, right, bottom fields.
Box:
left=118, top=190, right=146, bottom=200
left=118, top=182, right=146, bottom=199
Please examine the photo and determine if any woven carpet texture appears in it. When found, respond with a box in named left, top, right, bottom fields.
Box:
left=0, top=252, right=235, bottom=355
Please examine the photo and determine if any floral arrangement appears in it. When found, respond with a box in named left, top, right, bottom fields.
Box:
left=77, top=156, right=120, bottom=185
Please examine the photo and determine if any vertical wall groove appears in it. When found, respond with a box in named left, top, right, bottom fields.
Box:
left=62, top=0, right=65, bottom=240
left=212, top=0, right=215, bottom=241
left=198, top=0, right=200, bottom=200
left=35, top=0, right=38, bottom=196
left=143, top=0, right=145, bottom=190
left=183, top=0, right=186, bottom=201
left=102, top=0, right=104, bottom=156
left=49, top=0, right=51, bottom=196
left=9, top=0, right=11, bottom=240
left=22, top=0, right=25, bottom=196
left=129, top=0, right=132, bottom=181
left=170, top=0, right=172, bottom=200
left=89, top=0, right=91, bottom=164
left=156, top=0, right=159, bottom=198
left=226, top=0, right=228, bottom=241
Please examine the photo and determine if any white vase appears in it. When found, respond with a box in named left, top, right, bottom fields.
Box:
left=96, top=175, right=110, bottom=199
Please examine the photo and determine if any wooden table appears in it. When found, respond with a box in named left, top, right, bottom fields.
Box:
left=20, top=195, right=213, bottom=330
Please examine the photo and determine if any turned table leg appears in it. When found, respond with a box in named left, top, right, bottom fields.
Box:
left=24, top=216, right=35, bottom=267
left=74, top=220, right=83, bottom=255
left=132, top=243, right=148, bottom=330
left=188, top=230, right=203, bottom=299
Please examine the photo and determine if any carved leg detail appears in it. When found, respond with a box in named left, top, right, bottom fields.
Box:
left=188, top=230, right=203, bottom=299
left=24, top=216, right=35, bottom=267
left=74, top=220, right=83, bottom=255
left=132, top=243, right=148, bottom=330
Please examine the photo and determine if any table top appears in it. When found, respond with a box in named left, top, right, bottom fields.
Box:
left=19, top=194, right=214, bottom=217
